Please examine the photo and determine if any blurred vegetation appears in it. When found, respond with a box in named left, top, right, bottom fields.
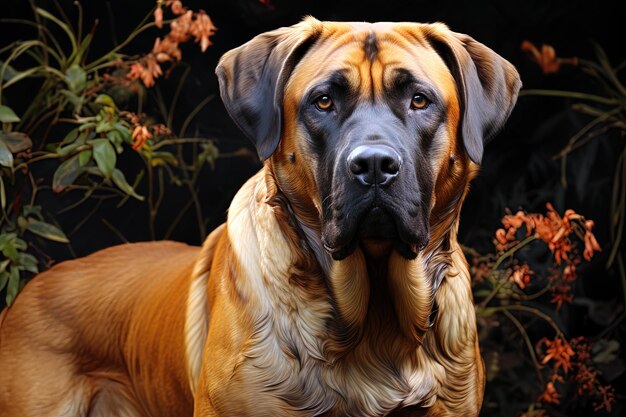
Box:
left=0, top=1, right=624, bottom=416
left=0, top=1, right=222, bottom=305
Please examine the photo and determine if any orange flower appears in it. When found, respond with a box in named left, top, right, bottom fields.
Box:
left=521, top=40, right=579, bottom=74
left=540, top=381, right=560, bottom=404
left=583, top=220, right=601, bottom=261
left=510, top=264, right=532, bottom=289
left=190, top=10, right=217, bottom=52
left=562, top=264, right=577, bottom=283
left=550, top=284, right=573, bottom=311
left=152, top=37, right=182, bottom=63
left=132, top=125, right=153, bottom=150
left=575, top=364, right=598, bottom=396
left=154, top=6, right=163, bottom=29
left=127, top=55, right=163, bottom=88
left=169, top=10, right=193, bottom=43
left=540, top=337, right=575, bottom=373
left=594, top=385, right=615, bottom=412
left=168, top=0, right=186, bottom=15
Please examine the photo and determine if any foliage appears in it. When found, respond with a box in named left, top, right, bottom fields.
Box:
left=470, top=41, right=626, bottom=416
left=0, top=1, right=218, bottom=305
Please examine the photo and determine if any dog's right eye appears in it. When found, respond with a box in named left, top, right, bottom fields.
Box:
left=314, top=95, right=334, bottom=111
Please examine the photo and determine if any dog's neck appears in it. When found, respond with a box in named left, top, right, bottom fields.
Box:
left=213, top=168, right=479, bottom=414
left=262, top=166, right=469, bottom=354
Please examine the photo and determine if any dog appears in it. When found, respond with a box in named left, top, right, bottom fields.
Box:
left=0, top=18, right=520, bottom=417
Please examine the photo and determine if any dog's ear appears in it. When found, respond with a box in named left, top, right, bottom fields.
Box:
left=424, top=24, right=522, bottom=164
left=216, top=18, right=322, bottom=160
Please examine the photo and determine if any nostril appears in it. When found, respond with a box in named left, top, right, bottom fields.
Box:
left=380, top=156, right=400, bottom=175
left=349, top=158, right=368, bottom=176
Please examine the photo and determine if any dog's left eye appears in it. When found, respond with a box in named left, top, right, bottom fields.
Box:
left=410, top=93, right=430, bottom=110
left=314, top=95, right=334, bottom=112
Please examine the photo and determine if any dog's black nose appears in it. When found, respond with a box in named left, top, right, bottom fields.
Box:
left=347, top=145, right=401, bottom=186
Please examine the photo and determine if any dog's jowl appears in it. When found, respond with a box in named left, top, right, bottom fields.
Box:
left=0, top=18, right=520, bottom=417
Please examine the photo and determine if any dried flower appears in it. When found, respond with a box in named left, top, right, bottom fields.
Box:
left=153, top=37, right=182, bottom=63
left=540, top=381, right=560, bottom=404
left=126, top=2, right=216, bottom=87
left=168, top=0, right=186, bottom=15
left=594, top=385, right=615, bottom=412
left=540, top=337, right=575, bottom=373
left=131, top=125, right=153, bottom=150
left=550, top=284, right=574, bottom=311
left=511, top=264, right=532, bottom=289
left=521, top=41, right=579, bottom=74
left=190, top=10, right=217, bottom=52
left=154, top=6, right=164, bottom=29
left=169, top=10, right=193, bottom=43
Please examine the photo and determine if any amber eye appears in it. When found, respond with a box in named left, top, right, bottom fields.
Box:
left=410, top=93, right=430, bottom=110
left=315, top=95, right=334, bottom=111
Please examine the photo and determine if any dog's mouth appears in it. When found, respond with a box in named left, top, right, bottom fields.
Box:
left=322, top=201, right=429, bottom=261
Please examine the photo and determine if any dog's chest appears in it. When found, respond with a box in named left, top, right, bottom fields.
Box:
left=237, top=309, right=438, bottom=417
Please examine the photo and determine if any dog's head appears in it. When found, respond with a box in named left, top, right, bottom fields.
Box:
left=217, top=18, right=521, bottom=261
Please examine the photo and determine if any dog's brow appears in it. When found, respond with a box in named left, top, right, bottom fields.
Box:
left=327, top=70, right=352, bottom=90
left=388, top=68, right=416, bottom=90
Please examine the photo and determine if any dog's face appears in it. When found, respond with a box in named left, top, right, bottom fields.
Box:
left=217, top=19, right=521, bottom=261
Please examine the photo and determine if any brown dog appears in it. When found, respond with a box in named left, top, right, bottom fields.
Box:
left=0, top=18, right=520, bottom=417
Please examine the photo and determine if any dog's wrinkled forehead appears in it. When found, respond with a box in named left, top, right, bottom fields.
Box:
left=286, top=24, right=458, bottom=107
left=216, top=18, right=521, bottom=163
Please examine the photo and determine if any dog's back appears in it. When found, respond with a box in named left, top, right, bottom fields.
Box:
left=0, top=241, right=200, bottom=417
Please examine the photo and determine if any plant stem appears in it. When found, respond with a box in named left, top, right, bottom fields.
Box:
left=519, top=89, right=622, bottom=106
left=477, top=236, right=537, bottom=309
left=502, top=309, right=545, bottom=386
left=491, top=304, right=564, bottom=339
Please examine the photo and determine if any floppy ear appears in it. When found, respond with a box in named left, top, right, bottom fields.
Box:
left=215, top=18, right=322, bottom=160
left=424, top=24, right=522, bottom=164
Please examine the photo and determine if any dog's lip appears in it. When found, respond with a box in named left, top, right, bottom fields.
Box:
left=322, top=200, right=428, bottom=260
left=322, top=236, right=425, bottom=260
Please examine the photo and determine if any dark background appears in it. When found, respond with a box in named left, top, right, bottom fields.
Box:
left=3, top=0, right=624, bottom=254
left=2, top=0, right=625, bottom=415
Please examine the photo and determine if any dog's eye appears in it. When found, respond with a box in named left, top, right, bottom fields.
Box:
left=410, top=93, right=430, bottom=110
left=314, top=95, right=334, bottom=111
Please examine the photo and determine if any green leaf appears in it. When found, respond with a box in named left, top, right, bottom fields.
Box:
left=92, top=139, right=116, bottom=178
left=22, top=204, right=43, bottom=220
left=78, top=121, right=97, bottom=132
left=0, top=60, right=19, bottom=82
left=78, top=149, right=92, bottom=166
left=106, top=130, right=124, bottom=153
left=65, top=65, right=86, bottom=93
left=151, top=151, right=177, bottom=167
left=0, top=259, right=9, bottom=274
left=0, top=131, right=32, bottom=153
left=59, top=128, right=79, bottom=146
left=56, top=142, right=82, bottom=157
left=0, top=271, right=8, bottom=293
left=113, top=122, right=131, bottom=141
left=60, top=89, right=84, bottom=112
left=0, top=105, right=20, bottom=123
left=112, top=169, right=144, bottom=201
left=25, top=219, right=69, bottom=243
left=52, top=154, right=83, bottom=192
left=6, top=267, right=20, bottom=306
left=73, top=32, right=93, bottom=65
left=0, top=139, right=13, bottom=168
left=0, top=176, right=5, bottom=210
left=95, top=94, right=117, bottom=109
left=17, top=252, right=38, bottom=274
left=0, top=232, right=17, bottom=250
